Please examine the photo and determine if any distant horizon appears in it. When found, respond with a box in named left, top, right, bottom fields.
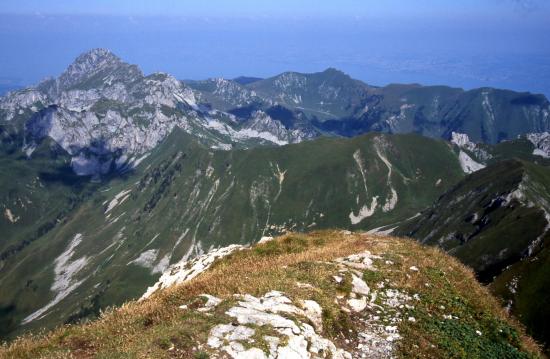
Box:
left=2, top=46, right=549, bottom=99
left=3, top=60, right=550, bottom=100
left=1, top=9, right=550, bottom=97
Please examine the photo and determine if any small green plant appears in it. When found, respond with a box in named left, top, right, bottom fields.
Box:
left=253, top=235, right=309, bottom=256
left=321, top=307, right=355, bottom=339
left=362, top=269, right=383, bottom=283
left=194, top=351, right=210, bottom=359
left=337, top=272, right=353, bottom=296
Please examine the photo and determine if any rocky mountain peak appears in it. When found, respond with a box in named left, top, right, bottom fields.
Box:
left=55, top=48, right=142, bottom=92
left=525, top=132, right=550, bottom=158
left=75, top=48, right=119, bottom=63
left=65, top=49, right=120, bottom=76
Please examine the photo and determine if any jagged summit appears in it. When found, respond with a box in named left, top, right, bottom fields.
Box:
left=73, top=48, right=121, bottom=66
left=64, top=48, right=123, bottom=78
left=54, top=48, right=142, bottom=92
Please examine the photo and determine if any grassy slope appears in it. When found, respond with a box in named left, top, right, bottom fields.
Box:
left=0, top=137, right=95, bottom=260
left=396, top=160, right=545, bottom=273
left=0, top=130, right=465, bottom=340
left=0, top=231, right=541, bottom=358
left=489, top=139, right=550, bottom=166
left=395, top=159, right=550, bottom=351
left=491, top=241, right=550, bottom=356
left=488, top=161, right=550, bottom=350
left=0, top=138, right=102, bottom=338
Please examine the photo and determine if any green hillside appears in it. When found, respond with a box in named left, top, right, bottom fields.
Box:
left=396, top=159, right=550, bottom=349
left=0, top=135, right=96, bottom=269
left=0, top=130, right=465, bottom=339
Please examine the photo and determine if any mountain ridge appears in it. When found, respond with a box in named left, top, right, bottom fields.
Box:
left=0, top=231, right=542, bottom=358
left=2, top=49, right=549, bottom=180
left=186, top=66, right=550, bottom=145
left=395, top=158, right=550, bottom=348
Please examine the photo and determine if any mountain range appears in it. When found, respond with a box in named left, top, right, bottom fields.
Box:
left=1, top=49, right=550, bottom=353
left=2, top=49, right=549, bottom=179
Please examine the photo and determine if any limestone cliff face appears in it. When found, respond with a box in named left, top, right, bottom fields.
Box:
left=0, top=49, right=312, bottom=177
left=4, top=49, right=550, bottom=178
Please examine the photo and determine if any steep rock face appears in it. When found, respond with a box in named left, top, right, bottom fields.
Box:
left=0, top=50, right=202, bottom=176
left=239, top=110, right=317, bottom=145
left=444, top=89, right=550, bottom=144
left=525, top=132, right=550, bottom=158
left=450, top=132, right=489, bottom=173
left=188, top=77, right=265, bottom=110
left=0, top=49, right=311, bottom=178
left=186, top=78, right=320, bottom=145
left=26, top=86, right=197, bottom=176
left=0, top=88, right=48, bottom=120
left=25, top=105, right=190, bottom=176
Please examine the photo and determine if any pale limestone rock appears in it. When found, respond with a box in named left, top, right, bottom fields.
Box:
left=351, top=274, right=370, bottom=296
left=197, top=294, right=222, bottom=312
left=336, top=251, right=381, bottom=271
left=300, top=300, right=323, bottom=331
left=208, top=290, right=350, bottom=359
left=258, top=236, right=274, bottom=244
left=348, top=296, right=368, bottom=312
left=227, top=306, right=301, bottom=334
left=141, top=244, right=245, bottom=299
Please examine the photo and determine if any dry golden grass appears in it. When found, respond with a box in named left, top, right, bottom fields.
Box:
left=0, top=230, right=543, bottom=359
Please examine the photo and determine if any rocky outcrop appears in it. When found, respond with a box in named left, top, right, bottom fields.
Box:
left=526, top=132, right=550, bottom=158
left=451, top=132, right=489, bottom=173
left=142, top=244, right=246, bottom=300
left=147, top=244, right=420, bottom=359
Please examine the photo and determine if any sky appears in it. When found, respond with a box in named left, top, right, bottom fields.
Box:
left=1, top=0, right=549, bottom=18
left=1, top=1, right=550, bottom=96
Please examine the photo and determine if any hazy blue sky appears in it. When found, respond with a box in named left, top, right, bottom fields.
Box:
left=1, top=0, right=549, bottom=18
left=1, top=1, right=549, bottom=96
